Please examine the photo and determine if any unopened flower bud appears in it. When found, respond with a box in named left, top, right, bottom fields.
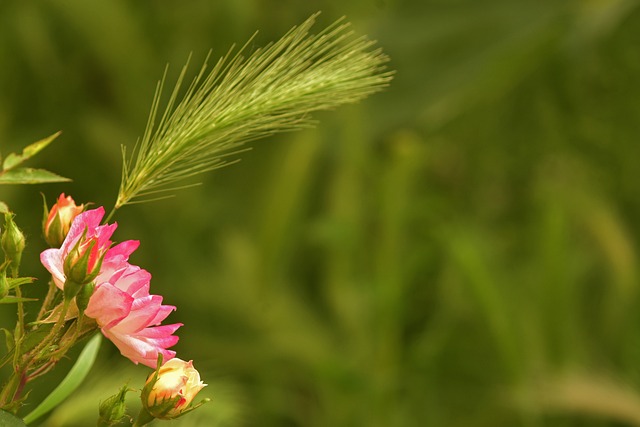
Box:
left=98, top=384, right=131, bottom=427
left=2, top=213, right=25, bottom=271
left=142, top=358, right=207, bottom=420
left=43, top=193, right=84, bottom=247
left=63, top=229, right=106, bottom=287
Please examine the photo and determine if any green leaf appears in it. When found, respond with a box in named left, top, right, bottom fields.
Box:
left=23, top=334, right=102, bottom=425
left=0, top=296, right=38, bottom=304
left=1, top=328, right=14, bottom=353
left=0, top=410, right=27, bottom=426
left=0, top=201, right=8, bottom=213
left=0, top=168, right=71, bottom=185
left=2, top=132, right=61, bottom=171
left=6, top=277, right=35, bottom=289
left=18, top=324, right=52, bottom=355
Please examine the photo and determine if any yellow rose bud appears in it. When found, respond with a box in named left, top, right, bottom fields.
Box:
left=43, top=193, right=84, bottom=247
left=143, top=358, right=207, bottom=420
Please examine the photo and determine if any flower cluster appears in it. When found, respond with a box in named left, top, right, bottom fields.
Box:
left=41, top=203, right=182, bottom=368
left=37, top=195, right=206, bottom=422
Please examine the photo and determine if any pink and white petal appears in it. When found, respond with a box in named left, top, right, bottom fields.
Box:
left=148, top=305, right=176, bottom=326
left=117, top=268, right=151, bottom=295
left=103, top=329, right=177, bottom=368
left=106, top=240, right=140, bottom=261
left=40, top=248, right=65, bottom=289
left=95, top=223, right=118, bottom=247
left=101, top=329, right=152, bottom=366
left=137, top=322, right=182, bottom=339
left=63, top=208, right=105, bottom=252
left=112, top=295, right=163, bottom=333
left=129, top=281, right=151, bottom=299
left=143, top=334, right=181, bottom=351
left=85, top=284, right=133, bottom=328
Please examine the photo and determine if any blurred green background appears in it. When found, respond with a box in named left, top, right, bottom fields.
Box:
left=2, top=0, right=640, bottom=426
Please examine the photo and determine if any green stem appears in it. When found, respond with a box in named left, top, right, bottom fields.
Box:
left=132, top=407, right=156, bottom=427
left=26, top=299, right=71, bottom=368
left=37, top=280, right=59, bottom=321
left=9, top=265, right=25, bottom=348
left=0, top=299, right=74, bottom=408
left=0, top=369, right=22, bottom=408
left=104, top=205, right=118, bottom=224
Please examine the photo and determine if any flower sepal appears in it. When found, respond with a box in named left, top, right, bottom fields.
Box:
left=98, top=383, right=132, bottom=427
left=75, top=281, right=95, bottom=316
left=62, top=229, right=106, bottom=288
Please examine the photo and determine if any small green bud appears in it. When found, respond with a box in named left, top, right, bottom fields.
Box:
left=2, top=213, right=26, bottom=272
left=62, top=229, right=105, bottom=286
left=98, top=384, right=131, bottom=427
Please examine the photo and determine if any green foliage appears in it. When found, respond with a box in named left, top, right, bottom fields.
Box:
left=22, top=334, right=101, bottom=425
left=0, top=133, right=70, bottom=185
left=0, top=409, right=27, bottom=426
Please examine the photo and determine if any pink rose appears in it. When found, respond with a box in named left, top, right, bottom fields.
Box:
left=41, top=207, right=181, bottom=368
left=41, top=207, right=116, bottom=289
left=85, top=252, right=182, bottom=368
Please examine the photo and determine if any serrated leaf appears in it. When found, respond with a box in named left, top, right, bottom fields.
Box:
left=0, top=410, right=27, bottom=426
left=2, top=132, right=61, bottom=171
left=0, top=296, right=38, bottom=304
left=0, top=201, right=8, bottom=213
left=0, top=168, right=70, bottom=185
left=23, top=334, right=101, bottom=425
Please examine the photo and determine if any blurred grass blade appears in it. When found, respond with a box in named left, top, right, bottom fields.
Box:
left=2, top=131, right=62, bottom=171
left=23, top=334, right=102, bottom=425
left=519, top=374, right=640, bottom=426
left=0, top=410, right=26, bottom=426
left=0, top=296, right=38, bottom=304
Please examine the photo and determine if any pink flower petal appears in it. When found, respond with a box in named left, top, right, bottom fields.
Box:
left=115, top=295, right=163, bottom=333
left=148, top=305, right=176, bottom=326
left=85, top=284, right=133, bottom=328
left=137, top=323, right=183, bottom=339
left=39, top=204, right=181, bottom=368
left=103, top=326, right=180, bottom=368
left=62, top=208, right=107, bottom=253
left=106, top=240, right=140, bottom=262
left=40, top=248, right=65, bottom=289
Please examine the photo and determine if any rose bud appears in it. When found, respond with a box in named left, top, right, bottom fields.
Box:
left=43, top=193, right=84, bottom=247
left=142, top=358, right=207, bottom=420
